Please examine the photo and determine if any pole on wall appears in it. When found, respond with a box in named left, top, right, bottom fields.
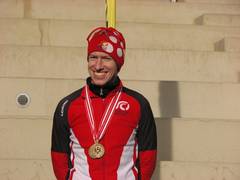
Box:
left=105, top=0, right=116, bottom=28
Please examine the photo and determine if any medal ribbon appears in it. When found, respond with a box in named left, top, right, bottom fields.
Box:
left=84, top=85, right=122, bottom=142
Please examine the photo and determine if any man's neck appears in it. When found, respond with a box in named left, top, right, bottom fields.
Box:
left=87, top=76, right=120, bottom=98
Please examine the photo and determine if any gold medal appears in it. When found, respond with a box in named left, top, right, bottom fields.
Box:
left=88, top=142, right=105, bottom=159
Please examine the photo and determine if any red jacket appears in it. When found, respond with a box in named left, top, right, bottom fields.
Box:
left=51, top=78, right=157, bottom=180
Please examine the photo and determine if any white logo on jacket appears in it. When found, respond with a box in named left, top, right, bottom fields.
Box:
left=116, top=101, right=130, bottom=111
left=61, top=100, right=68, bottom=117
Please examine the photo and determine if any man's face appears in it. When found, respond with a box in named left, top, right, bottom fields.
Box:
left=88, top=51, right=118, bottom=86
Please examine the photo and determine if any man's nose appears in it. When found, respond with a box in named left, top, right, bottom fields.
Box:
left=95, top=58, right=103, bottom=70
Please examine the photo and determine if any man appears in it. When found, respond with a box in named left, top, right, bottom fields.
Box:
left=51, top=27, right=157, bottom=180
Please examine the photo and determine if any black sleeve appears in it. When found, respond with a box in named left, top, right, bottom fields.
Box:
left=138, top=97, right=157, bottom=152
left=51, top=98, right=71, bottom=154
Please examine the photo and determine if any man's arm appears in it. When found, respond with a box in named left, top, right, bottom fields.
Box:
left=51, top=99, right=71, bottom=180
left=138, top=98, right=157, bottom=180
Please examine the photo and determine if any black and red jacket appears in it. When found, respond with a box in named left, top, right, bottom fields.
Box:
left=51, top=77, right=157, bottom=180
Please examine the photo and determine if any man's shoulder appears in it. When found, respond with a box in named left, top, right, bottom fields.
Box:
left=122, top=86, right=149, bottom=106
left=57, top=87, right=84, bottom=107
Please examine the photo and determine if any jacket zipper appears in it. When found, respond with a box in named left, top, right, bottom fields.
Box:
left=100, top=88, right=103, bottom=96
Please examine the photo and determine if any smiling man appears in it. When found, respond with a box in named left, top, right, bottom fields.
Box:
left=51, top=27, right=157, bottom=180
left=88, top=51, right=118, bottom=87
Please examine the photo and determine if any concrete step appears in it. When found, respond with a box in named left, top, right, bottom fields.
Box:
left=181, top=0, right=240, bottom=5
left=117, top=1, right=240, bottom=24
left=156, top=118, right=240, bottom=162
left=0, top=159, right=54, bottom=180
left=153, top=161, right=240, bottom=180
left=1, top=45, right=240, bottom=83
left=1, top=117, right=240, bottom=163
left=0, top=117, right=51, bottom=160
left=5, top=0, right=239, bottom=25
left=215, top=37, right=240, bottom=52
left=1, top=1, right=240, bottom=24
left=0, top=0, right=24, bottom=18
left=1, top=78, right=240, bottom=119
left=0, top=18, right=41, bottom=46
left=119, top=23, right=240, bottom=51
left=126, top=80, right=240, bottom=119
left=1, top=160, right=240, bottom=180
left=1, top=19, right=240, bottom=51
left=195, top=14, right=240, bottom=27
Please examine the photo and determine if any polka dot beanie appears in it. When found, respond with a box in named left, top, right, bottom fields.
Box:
left=87, top=27, right=126, bottom=70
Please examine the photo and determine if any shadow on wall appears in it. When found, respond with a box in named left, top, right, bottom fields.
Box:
left=152, top=81, right=180, bottom=180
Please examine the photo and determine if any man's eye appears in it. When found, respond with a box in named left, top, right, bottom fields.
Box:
left=88, top=56, right=112, bottom=62
left=102, top=57, right=112, bottom=61
left=89, top=56, right=97, bottom=60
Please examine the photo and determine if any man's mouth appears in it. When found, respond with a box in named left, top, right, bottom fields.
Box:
left=94, top=70, right=108, bottom=74
left=93, top=71, right=108, bottom=77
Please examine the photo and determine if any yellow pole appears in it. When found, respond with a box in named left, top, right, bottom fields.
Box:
left=105, top=0, right=116, bottom=28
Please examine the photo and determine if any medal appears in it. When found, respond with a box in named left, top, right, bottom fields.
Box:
left=84, top=85, right=122, bottom=159
left=88, top=142, right=105, bottom=159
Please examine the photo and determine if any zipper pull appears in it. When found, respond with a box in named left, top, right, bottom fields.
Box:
left=100, top=88, right=103, bottom=96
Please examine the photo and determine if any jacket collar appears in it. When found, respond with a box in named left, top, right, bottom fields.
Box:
left=86, top=76, right=122, bottom=98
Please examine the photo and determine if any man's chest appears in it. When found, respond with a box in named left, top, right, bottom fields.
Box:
left=68, top=96, right=140, bottom=147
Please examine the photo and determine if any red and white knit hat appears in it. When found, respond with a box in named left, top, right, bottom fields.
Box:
left=87, top=27, right=126, bottom=70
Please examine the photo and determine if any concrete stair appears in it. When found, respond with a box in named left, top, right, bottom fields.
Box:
left=1, top=19, right=240, bottom=51
left=215, top=37, right=240, bottom=52
left=2, top=78, right=240, bottom=120
left=2, top=0, right=240, bottom=24
left=1, top=116, right=240, bottom=162
left=1, top=45, right=240, bottom=83
left=1, top=0, right=240, bottom=179
left=117, top=1, right=240, bottom=24
left=1, top=160, right=240, bottom=180
left=196, top=14, right=240, bottom=27
left=153, top=161, right=240, bottom=180
left=1, top=116, right=240, bottom=180
left=0, top=159, right=54, bottom=180
left=0, top=0, right=24, bottom=18
left=181, top=0, right=240, bottom=4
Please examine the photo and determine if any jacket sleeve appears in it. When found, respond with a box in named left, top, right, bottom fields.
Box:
left=51, top=99, right=71, bottom=180
left=138, top=98, right=157, bottom=180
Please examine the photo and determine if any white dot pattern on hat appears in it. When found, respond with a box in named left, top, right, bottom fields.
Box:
left=113, top=31, right=120, bottom=36
left=120, top=42, right=124, bottom=48
left=109, top=36, right=118, bottom=44
left=88, top=28, right=102, bottom=42
left=102, top=42, right=114, bottom=53
left=117, top=48, right=123, bottom=57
